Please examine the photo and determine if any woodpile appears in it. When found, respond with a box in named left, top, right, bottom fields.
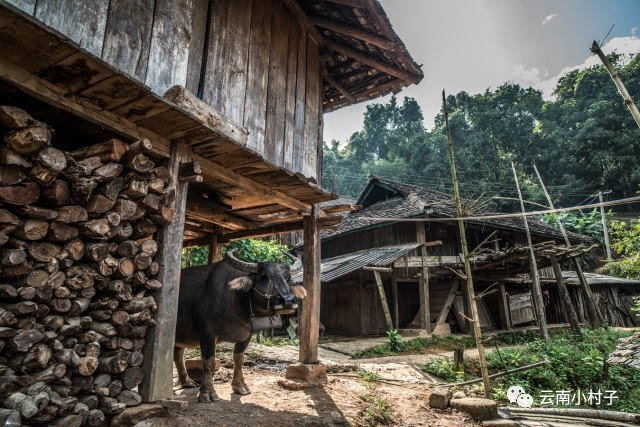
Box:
left=0, top=106, right=173, bottom=425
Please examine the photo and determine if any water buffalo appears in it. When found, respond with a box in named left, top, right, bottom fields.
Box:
left=173, top=249, right=305, bottom=402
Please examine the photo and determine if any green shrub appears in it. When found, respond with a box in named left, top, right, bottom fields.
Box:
left=181, top=238, right=292, bottom=268
left=386, top=329, right=404, bottom=352
left=422, top=358, right=465, bottom=383
left=480, top=328, right=640, bottom=413
left=604, top=219, right=640, bottom=279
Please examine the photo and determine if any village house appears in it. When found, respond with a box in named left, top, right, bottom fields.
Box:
left=0, top=0, right=423, bottom=420
left=305, top=177, right=639, bottom=336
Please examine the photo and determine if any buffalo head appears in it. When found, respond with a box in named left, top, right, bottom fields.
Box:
left=225, top=249, right=306, bottom=313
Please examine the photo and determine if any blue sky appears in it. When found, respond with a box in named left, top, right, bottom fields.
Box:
left=324, top=0, right=640, bottom=143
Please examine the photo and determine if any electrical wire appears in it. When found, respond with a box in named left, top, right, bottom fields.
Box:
left=356, top=195, right=640, bottom=223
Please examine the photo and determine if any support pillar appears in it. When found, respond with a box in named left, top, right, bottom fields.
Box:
left=297, top=205, right=320, bottom=364
left=286, top=205, right=325, bottom=384
left=391, top=268, right=399, bottom=328
left=208, top=233, right=222, bottom=263
left=416, top=223, right=431, bottom=333
left=140, top=143, right=191, bottom=402
left=498, top=283, right=512, bottom=330
left=550, top=255, right=582, bottom=334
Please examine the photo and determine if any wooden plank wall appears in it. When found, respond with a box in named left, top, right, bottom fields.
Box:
left=197, top=0, right=321, bottom=179
left=6, top=0, right=322, bottom=180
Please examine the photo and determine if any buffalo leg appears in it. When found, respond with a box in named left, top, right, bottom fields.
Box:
left=232, top=337, right=251, bottom=395
left=198, top=336, right=219, bottom=402
left=174, top=347, right=197, bottom=388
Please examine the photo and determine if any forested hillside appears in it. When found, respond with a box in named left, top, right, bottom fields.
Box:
left=323, top=53, right=640, bottom=208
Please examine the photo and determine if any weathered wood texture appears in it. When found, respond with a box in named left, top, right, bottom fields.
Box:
left=299, top=206, right=320, bottom=363
left=140, top=143, right=191, bottom=402
left=17, top=0, right=322, bottom=179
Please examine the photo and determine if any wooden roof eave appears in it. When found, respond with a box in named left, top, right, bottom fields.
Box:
left=0, top=2, right=336, bottom=232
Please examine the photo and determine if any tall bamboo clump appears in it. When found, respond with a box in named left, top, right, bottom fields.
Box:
left=0, top=106, right=174, bottom=426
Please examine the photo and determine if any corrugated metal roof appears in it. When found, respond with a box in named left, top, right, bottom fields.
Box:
left=292, top=243, right=422, bottom=284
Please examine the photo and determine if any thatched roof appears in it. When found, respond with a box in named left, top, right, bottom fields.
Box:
left=295, top=0, right=424, bottom=112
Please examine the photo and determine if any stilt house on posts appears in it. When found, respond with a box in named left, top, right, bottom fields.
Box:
left=0, top=0, right=423, bottom=419
left=302, top=177, right=639, bottom=337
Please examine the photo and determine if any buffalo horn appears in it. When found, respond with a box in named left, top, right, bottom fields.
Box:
left=225, top=249, right=258, bottom=273
left=283, top=251, right=303, bottom=275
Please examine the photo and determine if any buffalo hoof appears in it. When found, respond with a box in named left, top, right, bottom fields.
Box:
left=181, top=378, right=198, bottom=389
left=232, top=385, right=251, bottom=396
left=198, top=391, right=220, bottom=403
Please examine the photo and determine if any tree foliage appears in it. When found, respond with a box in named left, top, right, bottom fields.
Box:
left=323, top=53, right=640, bottom=209
left=603, top=219, right=640, bottom=280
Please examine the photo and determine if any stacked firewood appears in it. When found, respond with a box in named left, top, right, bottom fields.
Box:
left=0, top=106, right=173, bottom=426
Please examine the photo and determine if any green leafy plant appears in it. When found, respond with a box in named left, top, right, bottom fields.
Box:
left=359, top=395, right=391, bottom=425
left=542, top=209, right=612, bottom=243
left=422, top=358, right=464, bottom=383
left=181, top=238, right=292, bottom=268
left=386, top=329, right=404, bottom=352
left=604, top=219, right=640, bottom=279
left=356, top=368, right=381, bottom=382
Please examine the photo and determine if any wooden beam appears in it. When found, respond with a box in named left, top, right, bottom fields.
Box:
left=323, top=65, right=356, bottom=103
left=193, top=155, right=312, bottom=213
left=498, top=283, right=512, bottom=330
left=212, top=216, right=341, bottom=244
left=282, top=0, right=324, bottom=46
left=208, top=234, right=222, bottom=264
left=362, top=266, right=392, bottom=273
left=435, top=281, right=459, bottom=326
left=416, top=223, right=431, bottom=333
left=391, top=268, right=399, bottom=328
left=550, top=254, right=582, bottom=335
left=325, top=77, right=404, bottom=110
left=186, top=202, right=254, bottom=230
left=325, top=40, right=420, bottom=83
left=373, top=270, right=393, bottom=330
left=140, top=143, right=191, bottom=402
left=0, top=57, right=318, bottom=214
left=311, top=16, right=396, bottom=50
left=298, top=206, right=321, bottom=364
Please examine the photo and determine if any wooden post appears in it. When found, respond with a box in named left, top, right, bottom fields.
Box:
left=511, top=162, right=549, bottom=341
left=435, top=281, right=459, bottom=326
left=443, top=90, right=491, bottom=398
left=498, top=283, right=512, bottom=330
left=598, top=191, right=612, bottom=259
left=373, top=271, right=393, bottom=330
left=549, top=254, right=582, bottom=335
left=391, top=268, right=399, bottom=328
left=591, top=40, right=640, bottom=128
left=415, top=223, right=431, bottom=333
left=298, top=205, right=320, bottom=364
left=140, top=143, right=191, bottom=402
left=208, top=233, right=222, bottom=263
left=533, top=165, right=603, bottom=327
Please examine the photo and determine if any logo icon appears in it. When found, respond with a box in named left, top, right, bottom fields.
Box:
left=507, top=385, right=533, bottom=408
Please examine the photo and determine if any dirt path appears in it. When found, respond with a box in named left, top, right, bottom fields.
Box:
left=143, top=368, right=473, bottom=427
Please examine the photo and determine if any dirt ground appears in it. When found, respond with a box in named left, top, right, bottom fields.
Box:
left=143, top=367, right=473, bottom=427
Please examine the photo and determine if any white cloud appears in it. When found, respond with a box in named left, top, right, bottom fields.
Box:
left=512, top=64, right=548, bottom=85
left=541, top=13, right=558, bottom=26
left=535, top=35, right=640, bottom=98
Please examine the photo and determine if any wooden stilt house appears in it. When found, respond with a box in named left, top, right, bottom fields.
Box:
left=0, top=0, right=423, bottom=416
left=305, top=177, right=636, bottom=336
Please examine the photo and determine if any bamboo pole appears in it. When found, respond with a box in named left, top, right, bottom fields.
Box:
left=441, top=359, right=549, bottom=387
left=373, top=270, right=394, bottom=330
left=511, top=162, right=549, bottom=341
left=442, top=90, right=491, bottom=398
left=591, top=40, right=640, bottom=128
left=598, top=191, right=612, bottom=259
left=533, top=164, right=603, bottom=327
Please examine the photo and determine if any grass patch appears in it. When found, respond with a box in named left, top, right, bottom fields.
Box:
left=259, top=336, right=300, bottom=347
left=355, top=368, right=381, bottom=382
left=434, top=327, right=640, bottom=413
left=358, top=395, right=391, bottom=425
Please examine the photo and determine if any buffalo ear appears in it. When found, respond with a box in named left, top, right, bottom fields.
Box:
left=291, top=285, right=307, bottom=300
left=228, top=276, right=253, bottom=292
